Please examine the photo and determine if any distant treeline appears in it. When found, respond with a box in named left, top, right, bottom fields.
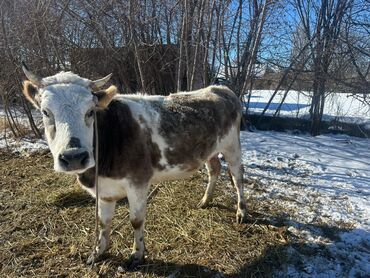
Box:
left=0, top=0, right=369, bottom=137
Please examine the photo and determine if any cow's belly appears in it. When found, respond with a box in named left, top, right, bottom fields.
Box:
left=82, top=177, right=129, bottom=202
left=151, top=165, right=200, bottom=184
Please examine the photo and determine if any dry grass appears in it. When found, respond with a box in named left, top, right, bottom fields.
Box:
left=0, top=116, right=8, bottom=131
left=0, top=152, right=289, bottom=277
left=0, top=115, right=34, bottom=139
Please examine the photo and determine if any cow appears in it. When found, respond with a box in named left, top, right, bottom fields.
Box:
left=21, top=64, right=247, bottom=269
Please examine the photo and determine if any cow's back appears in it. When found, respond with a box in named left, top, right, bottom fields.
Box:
left=152, top=86, right=241, bottom=172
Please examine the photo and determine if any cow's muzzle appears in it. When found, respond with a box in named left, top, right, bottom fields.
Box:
left=58, top=148, right=90, bottom=172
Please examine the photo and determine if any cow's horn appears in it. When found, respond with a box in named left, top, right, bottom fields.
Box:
left=90, top=73, right=113, bottom=90
left=21, top=62, right=43, bottom=87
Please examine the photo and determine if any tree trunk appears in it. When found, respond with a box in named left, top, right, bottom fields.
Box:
left=177, top=1, right=187, bottom=92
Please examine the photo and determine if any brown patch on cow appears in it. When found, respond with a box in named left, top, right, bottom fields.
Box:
left=77, top=168, right=95, bottom=188
left=208, top=156, right=221, bottom=176
left=155, top=86, right=241, bottom=167
left=148, top=139, right=164, bottom=170
left=77, top=100, right=157, bottom=189
left=99, top=218, right=105, bottom=229
left=93, top=100, right=153, bottom=184
left=239, top=202, right=247, bottom=210
left=130, top=219, right=143, bottom=230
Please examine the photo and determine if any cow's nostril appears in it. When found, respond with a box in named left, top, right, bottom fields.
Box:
left=80, top=152, right=89, bottom=166
left=59, top=154, right=70, bottom=167
left=59, top=150, right=89, bottom=170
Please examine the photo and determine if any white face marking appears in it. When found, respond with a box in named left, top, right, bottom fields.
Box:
left=39, top=83, right=96, bottom=173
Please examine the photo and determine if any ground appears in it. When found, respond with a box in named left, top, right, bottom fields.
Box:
left=0, top=152, right=286, bottom=277
left=0, top=130, right=369, bottom=277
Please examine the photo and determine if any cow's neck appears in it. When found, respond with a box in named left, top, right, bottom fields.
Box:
left=78, top=99, right=153, bottom=188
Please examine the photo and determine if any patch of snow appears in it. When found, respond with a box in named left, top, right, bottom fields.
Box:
left=0, top=104, right=42, bottom=127
left=240, top=130, right=370, bottom=277
left=0, top=132, right=48, bottom=154
left=246, top=90, right=370, bottom=126
left=0, top=106, right=47, bottom=154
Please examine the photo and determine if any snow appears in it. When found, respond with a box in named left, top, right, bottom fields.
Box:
left=247, top=90, right=370, bottom=126
left=240, top=130, right=370, bottom=277
left=0, top=106, right=48, bottom=154
left=0, top=135, right=48, bottom=154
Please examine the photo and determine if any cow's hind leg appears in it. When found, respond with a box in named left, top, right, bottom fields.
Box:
left=224, top=145, right=247, bottom=224
left=125, top=185, right=149, bottom=270
left=198, top=155, right=221, bottom=208
left=87, top=199, right=116, bottom=264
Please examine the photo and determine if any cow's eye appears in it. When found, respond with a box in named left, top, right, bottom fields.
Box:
left=86, top=109, right=94, bottom=118
left=42, top=109, right=49, bottom=117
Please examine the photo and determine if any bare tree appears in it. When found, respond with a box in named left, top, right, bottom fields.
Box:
left=0, top=0, right=368, bottom=138
left=294, top=0, right=354, bottom=135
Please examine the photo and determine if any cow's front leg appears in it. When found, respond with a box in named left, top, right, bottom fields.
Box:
left=87, top=199, right=116, bottom=264
left=125, top=185, right=148, bottom=270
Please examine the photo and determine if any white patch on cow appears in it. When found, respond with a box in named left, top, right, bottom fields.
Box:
left=151, top=127, right=170, bottom=166
left=95, top=199, right=116, bottom=256
left=41, top=71, right=91, bottom=88
left=83, top=177, right=129, bottom=200
left=168, top=85, right=229, bottom=97
left=125, top=184, right=148, bottom=261
left=125, top=184, right=148, bottom=216
left=216, top=123, right=241, bottom=152
left=119, top=93, right=165, bottom=102
left=151, top=165, right=198, bottom=184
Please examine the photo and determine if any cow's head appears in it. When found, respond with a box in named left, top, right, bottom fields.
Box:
left=22, top=63, right=117, bottom=173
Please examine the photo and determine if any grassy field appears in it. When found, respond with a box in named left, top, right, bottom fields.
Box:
left=0, top=152, right=289, bottom=277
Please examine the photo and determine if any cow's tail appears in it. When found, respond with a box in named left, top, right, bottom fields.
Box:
left=228, top=168, right=236, bottom=188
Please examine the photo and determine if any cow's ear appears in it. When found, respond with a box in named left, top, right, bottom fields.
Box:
left=92, top=85, right=117, bottom=108
left=23, top=80, right=41, bottom=109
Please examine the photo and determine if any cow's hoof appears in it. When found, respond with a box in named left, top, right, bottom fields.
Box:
left=197, top=199, right=209, bottom=209
left=236, top=209, right=247, bottom=224
left=126, top=255, right=143, bottom=271
left=86, top=252, right=101, bottom=265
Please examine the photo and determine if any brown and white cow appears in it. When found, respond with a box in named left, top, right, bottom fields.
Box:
left=22, top=65, right=247, bottom=269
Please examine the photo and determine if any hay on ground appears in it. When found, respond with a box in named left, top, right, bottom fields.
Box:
left=0, top=152, right=288, bottom=277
